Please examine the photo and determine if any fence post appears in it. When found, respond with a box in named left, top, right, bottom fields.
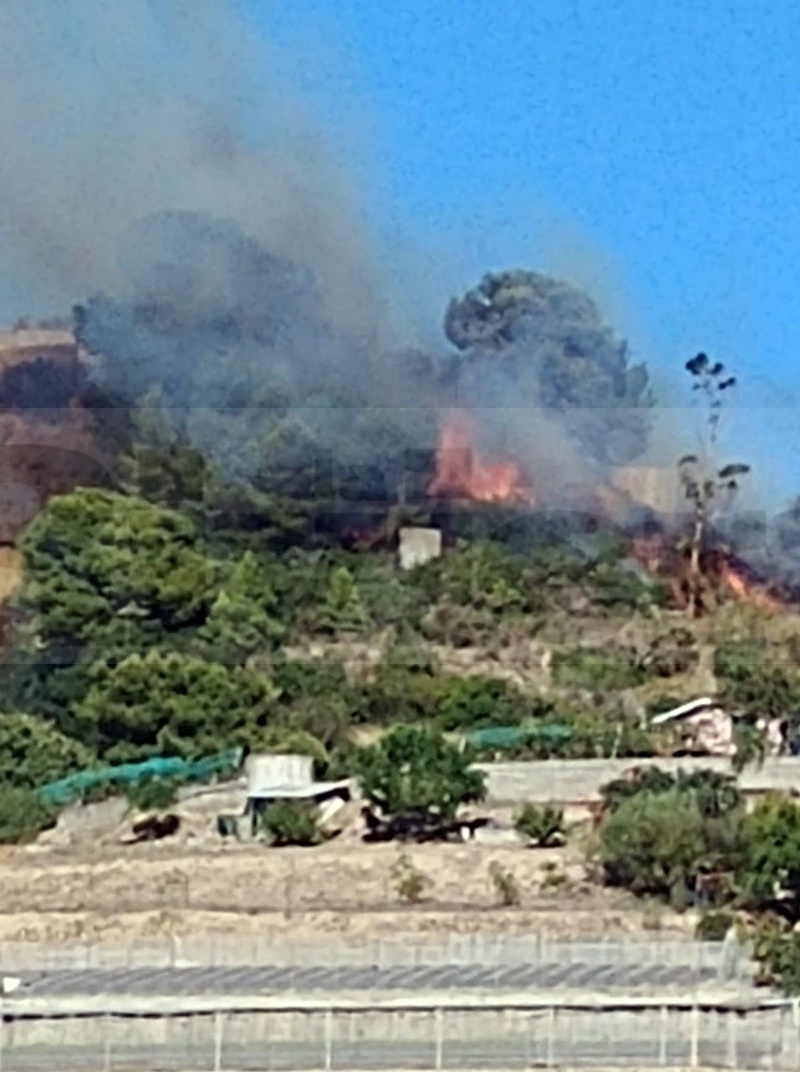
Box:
left=659, top=1004, right=668, bottom=1066
left=690, top=1003, right=700, bottom=1069
left=324, top=1008, right=333, bottom=1072
left=791, top=1000, right=800, bottom=1068
left=103, top=1013, right=112, bottom=1072
left=726, top=1011, right=737, bottom=1069
left=434, top=1007, right=443, bottom=1071
left=214, top=1011, right=224, bottom=1072
left=546, top=1006, right=556, bottom=1068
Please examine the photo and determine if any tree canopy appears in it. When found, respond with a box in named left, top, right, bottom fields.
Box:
left=74, top=650, right=278, bottom=761
left=444, top=270, right=653, bottom=466
left=354, top=725, right=486, bottom=822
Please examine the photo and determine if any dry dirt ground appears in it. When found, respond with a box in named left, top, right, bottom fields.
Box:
left=0, top=806, right=693, bottom=946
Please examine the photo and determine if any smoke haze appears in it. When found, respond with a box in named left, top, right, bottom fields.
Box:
left=0, top=0, right=386, bottom=345
left=0, top=0, right=665, bottom=511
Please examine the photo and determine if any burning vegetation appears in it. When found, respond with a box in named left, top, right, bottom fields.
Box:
left=427, top=411, right=535, bottom=506
left=1, top=1, right=799, bottom=625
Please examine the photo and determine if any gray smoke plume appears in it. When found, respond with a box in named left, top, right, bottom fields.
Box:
left=0, top=0, right=446, bottom=495
left=0, top=0, right=386, bottom=346
left=0, top=0, right=658, bottom=513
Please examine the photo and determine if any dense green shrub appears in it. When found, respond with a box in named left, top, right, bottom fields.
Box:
left=412, top=543, right=543, bottom=616
left=354, top=725, right=486, bottom=822
left=599, top=788, right=744, bottom=902
left=271, top=659, right=355, bottom=749
left=261, top=800, right=322, bottom=847
left=714, top=642, right=800, bottom=716
left=600, top=767, right=743, bottom=817
left=315, top=567, right=370, bottom=634
left=74, top=650, right=279, bottom=760
left=357, top=665, right=443, bottom=726
left=695, top=909, right=736, bottom=942
left=551, top=647, right=647, bottom=690
left=736, top=794, right=800, bottom=915
left=435, top=675, right=530, bottom=732
left=514, top=802, right=566, bottom=847
left=0, top=786, right=58, bottom=845
left=747, top=917, right=800, bottom=994
left=0, top=713, right=93, bottom=791
left=642, top=628, right=700, bottom=677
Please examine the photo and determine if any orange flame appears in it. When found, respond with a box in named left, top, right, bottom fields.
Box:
left=717, top=560, right=784, bottom=615
left=428, top=412, right=534, bottom=505
left=630, top=533, right=785, bottom=615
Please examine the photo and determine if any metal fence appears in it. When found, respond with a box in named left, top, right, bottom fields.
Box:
left=0, top=997, right=797, bottom=1071
left=0, top=932, right=751, bottom=977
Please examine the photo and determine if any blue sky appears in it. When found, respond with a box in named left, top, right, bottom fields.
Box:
left=249, top=0, right=800, bottom=504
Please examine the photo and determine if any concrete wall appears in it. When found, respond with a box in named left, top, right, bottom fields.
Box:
left=480, top=757, right=800, bottom=804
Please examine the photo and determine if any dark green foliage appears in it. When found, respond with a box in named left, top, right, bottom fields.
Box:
left=415, top=543, right=537, bottom=614
left=599, top=788, right=744, bottom=902
left=736, top=795, right=800, bottom=916
left=551, top=647, right=647, bottom=690
left=261, top=800, right=322, bottom=847
left=589, top=754, right=800, bottom=995
left=316, top=567, right=370, bottom=635
left=714, top=642, right=800, bottom=716
left=0, top=713, right=93, bottom=790
left=749, top=920, right=800, bottom=994
left=8, top=490, right=286, bottom=738
left=557, top=710, right=660, bottom=760
left=193, top=552, right=284, bottom=662
left=271, top=659, right=355, bottom=750
left=601, top=767, right=677, bottom=812
left=73, top=650, right=278, bottom=761
left=119, top=390, right=211, bottom=511
left=19, top=489, right=218, bottom=644
left=600, top=767, right=743, bottom=818
left=275, top=551, right=426, bottom=638
left=514, top=802, right=566, bottom=847
left=358, top=665, right=538, bottom=733
left=0, top=786, right=58, bottom=845
left=592, top=766, right=800, bottom=990
left=444, top=270, right=653, bottom=466
left=410, top=538, right=658, bottom=640
left=354, top=726, right=486, bottom=822
left=642, top=628, right=700, bottom=677
left=695, top=909, right=736, bottom=941
left=435, top=675, right=529, bottom=732
left=20, top=490, right=284, bottom=665
left=358, top=665, right=443, bottom=727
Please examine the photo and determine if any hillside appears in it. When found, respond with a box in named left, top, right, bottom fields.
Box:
left=0, top=476, right=794, bottom=777
left=0, top=324, right=112, bottom=546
